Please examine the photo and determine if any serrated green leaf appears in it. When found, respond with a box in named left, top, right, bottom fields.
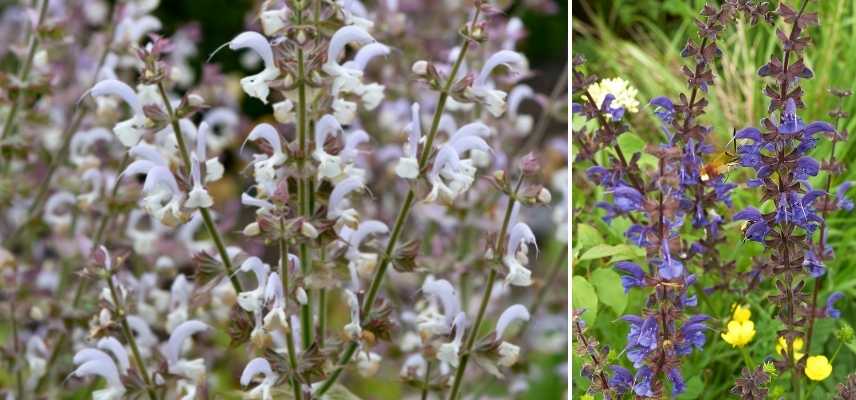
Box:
left=591, top=268, right=627, bottom=315
left=572, top=275, right=598, bottom=325
left=575, top=223, right=603, bottom=250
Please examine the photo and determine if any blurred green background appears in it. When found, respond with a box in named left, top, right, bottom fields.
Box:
left=572, top=0, right=856, bottom=398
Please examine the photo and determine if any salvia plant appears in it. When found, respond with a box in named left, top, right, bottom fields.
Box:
left=0, top=0, right=568, bottom=399
left=573, top=0, right=855, bottom=399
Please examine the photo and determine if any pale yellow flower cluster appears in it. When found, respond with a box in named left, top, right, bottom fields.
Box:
left=586, top=77, right=640, bottom=114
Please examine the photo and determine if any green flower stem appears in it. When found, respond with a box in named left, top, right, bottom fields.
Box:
left=295, top=6, right=314, bottom=348
left=279, top=234, right=304, bottom=400
left=318, top=247, right=327, bottom=348
left=106, top=272, right=158, bottom=400
left=156, top=81, right=242, bottom=293
left=0, top=0, right=49, bottom=145
left=313, top=10, right=480, bottom=396
left=739, top=346, right=754, bottom=369
left=446, top=177, right=522, bottom=400
left=420, top=360, right=433, bottom=400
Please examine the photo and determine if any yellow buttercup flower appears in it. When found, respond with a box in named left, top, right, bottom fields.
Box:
left=721, top=320, right=756, bottom=347
left=804, top=355, right=833, bottom=381
left=731, top=304, right=751, bottom=323
left=775, top=336, right=805, bottom=361
left=586, top=78, right=640, bottom=114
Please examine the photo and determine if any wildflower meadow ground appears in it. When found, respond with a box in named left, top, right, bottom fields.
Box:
left=573, top=0, right=856, bottom=399
left=0, top=0, right=569, bottom=399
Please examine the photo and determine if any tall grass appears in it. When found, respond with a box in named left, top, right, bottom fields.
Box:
left=574, top=0, right=856, bottom=176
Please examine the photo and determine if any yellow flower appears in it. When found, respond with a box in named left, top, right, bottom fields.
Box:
left=586, top=78, right=640, bottom=114
left=775, top=336, right=805, bottom=361
left=804, top=355, right=833, bottom=381
left=721, top=320, right=755, bottom=347
left=731, top=304, right=751, bottom=323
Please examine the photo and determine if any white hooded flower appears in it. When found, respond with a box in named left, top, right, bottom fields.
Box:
left=494, top=304, right=530, bottom=367
left=465, top=51, right=528, bottom=117
left=328, top=176, right=365, bottom=228
left=202, top=107, right=240, bottom=152
left=241, top=357, right=279, bottom=400
left=273, top=99, right=295, bottom=124
left=260, top=4, right=288, bottom=36
left=507, top=84, right=535, bottom=136
left=395, top=103, right=421, bottom=179
left=89, top=79, right=149, bottom=147
left=503, top=221, right=537, bottom=287
left=313, top=115, right=345, bottom=180
left=419, top=278, right=460, bottom=336
left=355, top=351, right=382, bottom=377
left=72, top=348, right=126, bottom=400
left=162, top=320, right=210, bottom=381
left=236, top=257, right=271, bottom=314
left=437, top=312, right=467, bottom=367
left=343, top=289, right=362, bottom=340
left=228, top=32, right=280, bottom=103
left=44, top=192, right=76, bottom=231
left=184, top=122, right=218, bottom=209
left=166, top=274, right=193, bottom=332
left=425, top=123, right=491, bottom=204
left=337, top=0, right=374, bottom=29
left=342, top=220, right=389, bottom=285
left=497, top=342, right=520, bottom=367
left=69, top=128, right=113, bottom=169
left=141, top=166, right=186, bottom=226
left=243, top=123, right=287, bottom=195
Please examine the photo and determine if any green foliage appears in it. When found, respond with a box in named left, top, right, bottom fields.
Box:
left=572, top=275, right=599, bottom=325
left=573, top=0, right=856, bottom=397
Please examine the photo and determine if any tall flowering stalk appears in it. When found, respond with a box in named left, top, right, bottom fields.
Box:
left=573, top=2, right=775, bottom=396
left=732, top=0, right=850, bottom=395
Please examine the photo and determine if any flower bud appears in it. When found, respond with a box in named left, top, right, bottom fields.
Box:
left=520, top=152, right=540, bottom=176
left=243, top=222, right=261, bottom=237
left=296, top=287, right=308, bottom=305
left=537, top=187, right=552, bottom=204
left=411, top=60, right=429, bottom=76
left=30, top=306, right=44, bottom=321
left=300, top=221, right=319, bottom=239
left=187, top=93, right=206, bottom=107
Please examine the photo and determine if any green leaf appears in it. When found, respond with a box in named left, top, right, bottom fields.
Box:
left=677, top=376, right=704, bottom=399
left=618, top=132, right=646, bottom=154
left=575, top=223, right=603, bottom=250
left=579, top=244, right=623, bottom=261
left=591, top=268, right=628, bottom=315
left=572, top=275, right=598, bottom=324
